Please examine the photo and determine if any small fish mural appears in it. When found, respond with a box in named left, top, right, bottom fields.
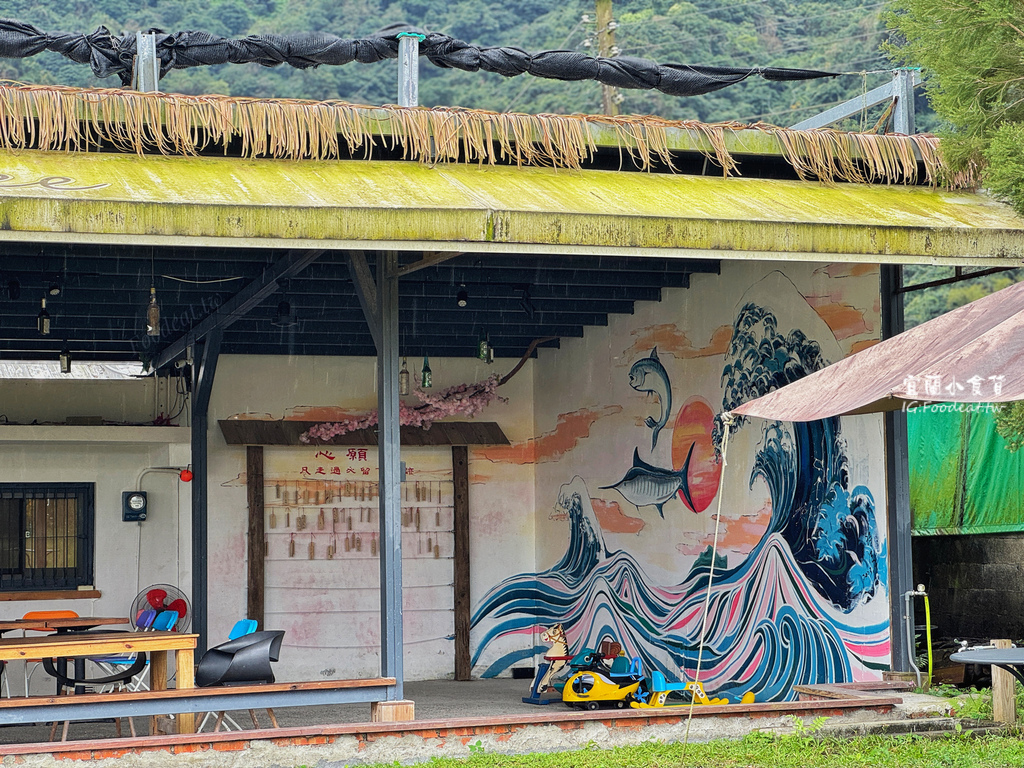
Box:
left=629, top=347, right=672, bottom=451
left=601, top=446, right=694, bottom=518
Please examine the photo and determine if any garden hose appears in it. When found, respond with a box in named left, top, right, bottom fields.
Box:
left=923, top=591, right=933, bottom=687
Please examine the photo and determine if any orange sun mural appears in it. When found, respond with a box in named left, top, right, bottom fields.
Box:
left=671, top=396, right=722, bottom=513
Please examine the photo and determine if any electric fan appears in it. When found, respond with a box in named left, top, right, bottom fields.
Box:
left=129, top=584, right=192, bottom=632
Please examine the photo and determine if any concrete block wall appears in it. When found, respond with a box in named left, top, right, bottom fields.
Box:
left=913, top=533, right=1024, bottom=641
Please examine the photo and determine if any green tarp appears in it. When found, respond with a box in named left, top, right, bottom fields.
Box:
left=910, top=406, right=1024, bottom=535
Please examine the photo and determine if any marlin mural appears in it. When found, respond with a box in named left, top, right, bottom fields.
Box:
left=629, top=347, right=672, bottom=450
left=601, top=445, right=694, bottom=518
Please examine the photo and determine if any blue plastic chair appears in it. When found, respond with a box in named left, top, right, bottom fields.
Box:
left=228, top=619, right=258, bottom=640
left=97, top=610, right=177, bottom=693
left=152, top=610, right=179, bottom=632
left=91, top=610, right=158, bottom=688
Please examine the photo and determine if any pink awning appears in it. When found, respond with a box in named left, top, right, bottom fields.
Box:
left=728, top=279, right=1024, bottom=422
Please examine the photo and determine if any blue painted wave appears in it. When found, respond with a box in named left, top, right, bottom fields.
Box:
left=471, top=301, right=887, bottom=701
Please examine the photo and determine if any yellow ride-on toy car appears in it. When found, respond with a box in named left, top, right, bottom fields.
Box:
left=561, top=649, right=646, bottom=710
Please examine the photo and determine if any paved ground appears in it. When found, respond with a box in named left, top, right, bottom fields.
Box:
left=0, top=678, right=543, bottom=744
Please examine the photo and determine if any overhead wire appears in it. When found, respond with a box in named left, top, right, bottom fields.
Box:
left=159, top=275, right=244, bottom=284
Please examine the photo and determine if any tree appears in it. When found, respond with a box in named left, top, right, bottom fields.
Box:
left=886, top=1, right=1024, bottom=214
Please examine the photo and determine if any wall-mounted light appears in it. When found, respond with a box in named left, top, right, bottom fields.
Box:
left=421, top=355, right=432, bottom=389
left=48, top=281, right=62, bottom=296
left=146, top=286, right=160, bottom=337
left=59, top=342, right=71, bottom=374
left=399, top=357, right=411, bottom=396
left=37, top=297, right=50, bottom=336
left=456, top=285, right=468, bottom=308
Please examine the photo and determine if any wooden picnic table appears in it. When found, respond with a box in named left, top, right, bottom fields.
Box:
left=37, top=616, right=130, bottom=633
left=0, top=617, right=129, bottom=634
left=0, top=617, right=130, bottom=694
left=0, top=630, right=199, bottom=733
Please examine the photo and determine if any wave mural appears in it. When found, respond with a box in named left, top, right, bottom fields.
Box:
left=472, top=275, right=888, bottom=701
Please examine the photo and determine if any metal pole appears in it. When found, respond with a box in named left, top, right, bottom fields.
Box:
left=397, top=33, right=424, bottom=108
left=191, top=329, right=222, bottom=657
left=789, top=70, right=921, bottom=131
left=893, top=68, right=917, bottom=135
left=133, top=32, right=160, bottom=92
left=881, top=264, right=913, bottom=673
left=377, top=251, right=404, bottom=698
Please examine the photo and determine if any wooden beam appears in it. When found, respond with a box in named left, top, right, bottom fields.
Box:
left=246, top=446, right=266, bottom=630
left=396, top=251, right=463, bottom=277
left=0, top=590, right=101, bottom=601
left=218, top=420, right=510, bottom=447
left=347, top=250, right=380, bottom=351
left=452, top=445, right=471, bottom=681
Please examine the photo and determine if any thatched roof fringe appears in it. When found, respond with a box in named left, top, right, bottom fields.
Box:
left=0, top=84, right=976, bottom=188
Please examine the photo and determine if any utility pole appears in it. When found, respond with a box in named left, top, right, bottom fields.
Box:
left=595, top=0, right=619, bottom=116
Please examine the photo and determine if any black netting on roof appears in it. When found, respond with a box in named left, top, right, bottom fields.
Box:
left=0, top=19, right=837, bottom=95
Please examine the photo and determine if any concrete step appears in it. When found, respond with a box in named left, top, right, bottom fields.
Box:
left=819, top=717, right=1005, bottom=739
left=761, top=716, right=1006, bottom=740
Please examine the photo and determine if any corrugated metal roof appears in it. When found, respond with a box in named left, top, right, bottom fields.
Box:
left=730, top=280, right=1024, bottom=422
left=0, top=149, right=1022, bottom=263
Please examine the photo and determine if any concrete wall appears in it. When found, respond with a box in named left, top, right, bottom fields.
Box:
left=0, top=377, right=190, bottom=695
left=913, top=533, right=1024, bottom=641
left=206, top=354, right=536, bottom=682
left=471, top=261, right=890, bottom=700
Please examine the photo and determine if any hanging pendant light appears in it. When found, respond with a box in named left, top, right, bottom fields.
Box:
left=421, top=355, right=432, bottom=389
left=59, top=342, right=72, bottom=374
left=399, top=357, right=411, bottom=396
left=271, top=300, right=298, bottom=328
left=37, top=297, right=50, bottom=336
left=146, top=286, right=160, bottom=337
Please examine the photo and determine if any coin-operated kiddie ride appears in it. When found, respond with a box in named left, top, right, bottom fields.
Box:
left=522, top=625, right=754, bottom=709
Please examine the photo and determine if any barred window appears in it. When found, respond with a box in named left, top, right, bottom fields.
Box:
left=0, top=484, right=94, bottom=591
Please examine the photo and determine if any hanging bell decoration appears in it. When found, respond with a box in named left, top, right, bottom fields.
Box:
left=399, top=357, right=411, bottom=396
left=146, top=286, right=160, bottom=337
left=421, top=354, right=432, bottom=388
left=37, top=297, right=51, bottom=336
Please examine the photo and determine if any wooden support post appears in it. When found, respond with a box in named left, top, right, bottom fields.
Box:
left=247, top=446, right=266, bottom=629
left=992, top=639, right=1016, bottom=725
left=452, top=445, right=471, bottom=681
left=596, top=0, right=620, bottom=116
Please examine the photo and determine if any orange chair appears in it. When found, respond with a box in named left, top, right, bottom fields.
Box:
left=21, top=610, right=78, bottom=696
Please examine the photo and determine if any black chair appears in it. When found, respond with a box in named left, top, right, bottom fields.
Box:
left=196, top=630, right=285, bottom=732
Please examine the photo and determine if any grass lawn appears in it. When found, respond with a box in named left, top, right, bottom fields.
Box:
left=357, top=732, right=1024, bottom=768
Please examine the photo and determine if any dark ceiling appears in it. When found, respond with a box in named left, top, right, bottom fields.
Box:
left=0, top=244, right=720, bottom=366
